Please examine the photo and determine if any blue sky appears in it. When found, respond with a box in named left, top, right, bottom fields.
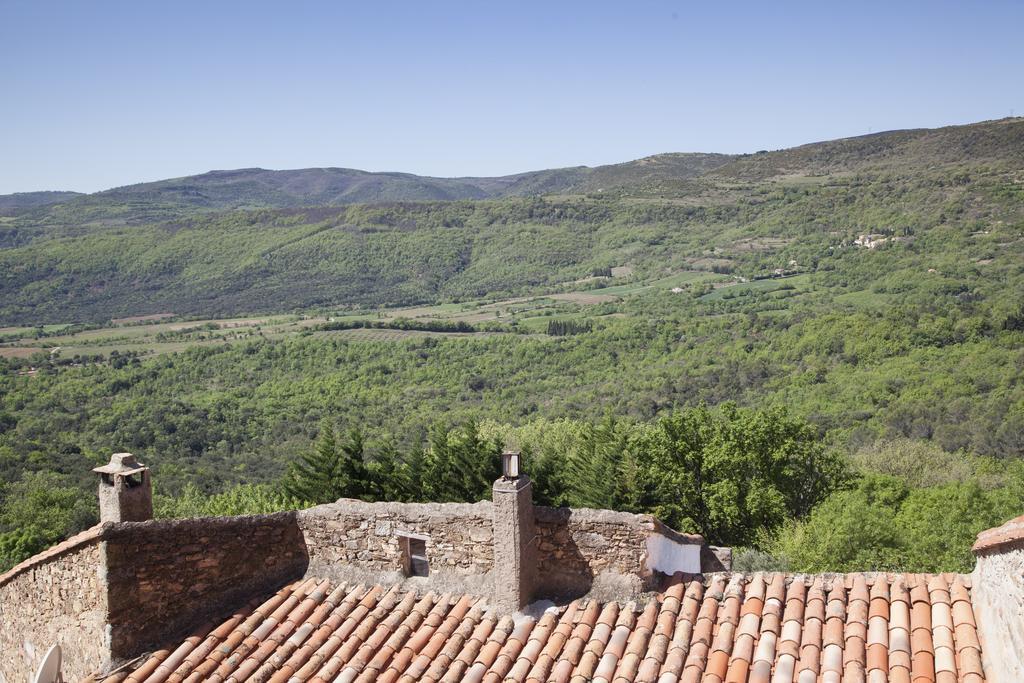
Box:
left=1, top=1, right=1021, bottom=193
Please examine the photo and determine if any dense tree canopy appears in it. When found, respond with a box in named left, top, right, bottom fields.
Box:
left=635, top=404, right=847, bottom=546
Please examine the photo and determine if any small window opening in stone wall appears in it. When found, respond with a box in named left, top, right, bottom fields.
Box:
left=125, top=472, right=143, bottom=488
left=399, top=532, right=429, bottom=577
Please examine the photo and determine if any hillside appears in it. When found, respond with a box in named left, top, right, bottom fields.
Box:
left=6, top=152, right=731, bottom=228
left=0, top=118, right=1021, bottom=324
left=0, top=191, right=82, bottom=215
left=710, top=117, right=1024, bottom=180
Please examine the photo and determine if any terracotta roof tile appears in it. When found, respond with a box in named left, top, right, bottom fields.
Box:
left=103, top=572, right=991, bottom=683
left=572, top=601, right=617, bottom=682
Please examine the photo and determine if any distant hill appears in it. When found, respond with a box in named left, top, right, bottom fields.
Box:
left=11, top=119, right=1023, bottom=228
left=0, top=191, right=82, bottom=215
left=8, top=119, right=1024, bottom=224
left=1, top=117, right=1022, bottom=324
left=8, top=153, right=731, bottom=225
left=88, top=153, right=733, bottom=208
left=710, top=117, right=1024, bottom=180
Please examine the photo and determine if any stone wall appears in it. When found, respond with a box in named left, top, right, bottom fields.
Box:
left=0, top=496, right=726, bottom=681
left=297, top=499, right=496, bottom=596
left=971, top=516, right=1024, bottom=683
left=103, top=512, right=308, bottom=659
left=0, top=513, right=308, bottom=681
left=0, top=527, right=108, bottom=683
left=534, top=506, right=706, bottom=600
left=296, top=498, right=712, bottom=604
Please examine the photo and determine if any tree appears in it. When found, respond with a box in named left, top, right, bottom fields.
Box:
left=364, top=443, right=423, bottom=503
left=282, top=423, right=370, bottom=503
left=421, top=422, right=502, bottom=503
left=0, top=528, right=47, bottom=571
left=635, top=403, right=847, bottom=547
left=155, top=482, right=303, bottom=518
left=770, top=474, right=908, bottom=572
left=0, top=471, right=97, bottom=571
left=774, top=470, right=1024, bottom=573
left=560, top=416, right=636, bottom=510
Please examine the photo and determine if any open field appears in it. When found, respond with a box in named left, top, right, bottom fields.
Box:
left=597, top=270, right=724, bottom=296
left=314, top=328, right=509, bottom=342
left=833, top=289, right=893, bottom=309
left=700, top=273, right=811, bottom=301
left=548, top=291, right=618, bottom=305
left=111, top=313, right=176, bottom=325
left=0, top=347, right=38, bottom=358
left=0, top=269, right=729, bottom=362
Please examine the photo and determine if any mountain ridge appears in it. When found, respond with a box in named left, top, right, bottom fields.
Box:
left=0, top=191, right=83, bottom=214
left=0, top=153, right=732, bottom=219
left=3, top=117, right=1021, bottom=219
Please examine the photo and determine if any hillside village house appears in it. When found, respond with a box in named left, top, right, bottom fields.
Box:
left=1, top=452, right=1022, bottom=683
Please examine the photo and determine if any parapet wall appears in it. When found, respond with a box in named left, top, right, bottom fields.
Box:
left=297, top=499, right=496, bottom=596
left=103, top=512, right=308, bottom=657
left=0, top=528, right=108, bottom=683
left=972, top=516, right=1024, bottom=683
left=534, top=505, right=705, bottom=600
left=297, top=498, right=713, bottom=603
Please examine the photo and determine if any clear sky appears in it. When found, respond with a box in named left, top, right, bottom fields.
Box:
left=1, top=0, right=1022, bottom=194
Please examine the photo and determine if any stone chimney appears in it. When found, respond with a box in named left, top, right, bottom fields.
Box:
left=93, top=452, right=152, bottom=523
left=970, top=514, right=1024, bottom=683
left=491, top=451, right=536, bottom=613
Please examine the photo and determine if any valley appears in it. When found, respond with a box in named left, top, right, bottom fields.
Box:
left=1, top=118, right=1022, bottom=575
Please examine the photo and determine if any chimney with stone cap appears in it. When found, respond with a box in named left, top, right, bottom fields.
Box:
left=491, top=450, right=536, bottom=613
left=93, top=452, right=153, bottom=523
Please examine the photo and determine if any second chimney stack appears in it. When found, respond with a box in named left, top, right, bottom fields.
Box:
left=93, top=452, right=153, bottom=523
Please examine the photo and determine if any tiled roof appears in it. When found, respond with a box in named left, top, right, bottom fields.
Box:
left=98, top=572, right=985, bottom=683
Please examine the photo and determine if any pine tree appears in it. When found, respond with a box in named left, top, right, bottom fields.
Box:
left=282, top=423, right=369, bottom=503
left=365, top=443, right=418, bottom=502
left=423, top=422, right=502, bottom=502
left=337, top=427, right=370, bottom=498
left=574, top=417, right=630, bottom=509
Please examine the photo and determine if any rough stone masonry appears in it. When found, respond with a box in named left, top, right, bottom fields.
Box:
left=0, top=457, right=726, bottom=681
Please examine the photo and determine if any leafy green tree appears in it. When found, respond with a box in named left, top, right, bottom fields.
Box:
left=895, top=482, right=1010, bottom=571
left=0, top=471, right=97, bottom=571
left=155, top=482, right=304, bottom=518
left=771, top=474, right=908, bottom=572
left=775, top=470, right=1024, bottom=573
left=0, top=528, right=47, bottom=572
left=636, top=403, right=847, bottom=546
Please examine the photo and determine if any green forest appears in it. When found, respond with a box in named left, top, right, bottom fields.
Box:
left=1, top=118, right=1022, bottom=573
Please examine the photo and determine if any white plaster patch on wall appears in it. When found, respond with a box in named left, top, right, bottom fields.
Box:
left=645, top=533, right=700, bottom=575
